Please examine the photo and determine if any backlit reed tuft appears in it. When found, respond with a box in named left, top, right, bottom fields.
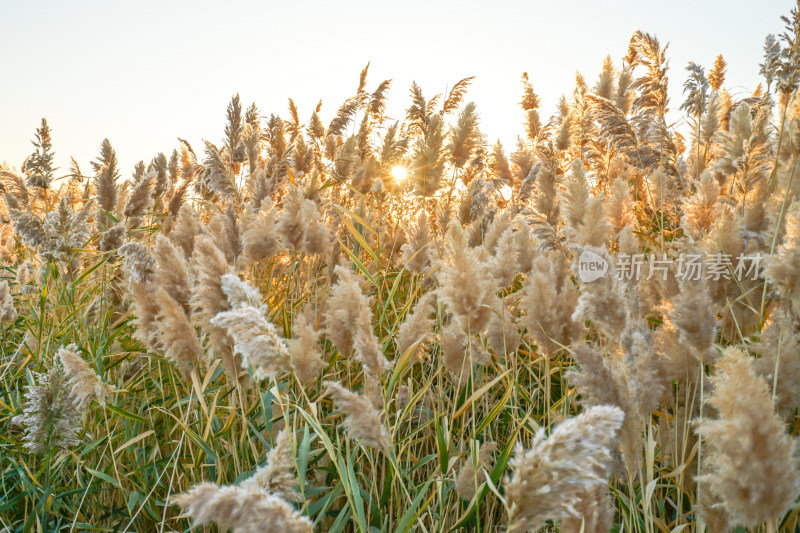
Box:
left=173, top=482, right=312, bottom=533
left=119, top=242, right=157, bottom=284
left=696, top=347, right=800, bottom=527
left=0, top=279, right=16, bottom=323
left=243, top=201, right=282, bottom=263
left=399, top=210, right=433, bottom=274
left=153, top=234, right=192, bottom=313
left=242, top=429, right=300, bottom=502
left=324, top=265, right=390, bottom=380
left=220, top=272, right=264, bottom=311
left=505, top=405, right=624, bottom=532
left=58, top=344, right=115, bottom=407
left=212, top=304, right=291, bottom=381
left=437, top=221, right=494, bottom=332
left=286, top=311, right=326, bottom=385
left=156, top=288, right=202, bottom=379
left=12, top=356, right=82, bottom=453
left=455, top=441, right=498, bottom=501
left=324, top=380, right=390, bottom=453
left=395, top=291, right=436, bottom=361
left=519, top=252, right=581, bottom=355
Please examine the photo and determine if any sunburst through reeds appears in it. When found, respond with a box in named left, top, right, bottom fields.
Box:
left=2, top=5, right=800, bottom=532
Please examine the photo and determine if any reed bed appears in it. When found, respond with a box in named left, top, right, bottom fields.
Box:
left=2, top=5, right=800, bottom=532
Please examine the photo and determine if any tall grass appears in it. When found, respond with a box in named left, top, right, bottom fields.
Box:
left=2, top=6, right=800, bottom=532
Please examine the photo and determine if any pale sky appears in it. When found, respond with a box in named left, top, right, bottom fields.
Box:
left=1, top=0, right=794, bottom=177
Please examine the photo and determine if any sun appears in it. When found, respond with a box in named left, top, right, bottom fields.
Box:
left=390, top=166, right=408, bottom=182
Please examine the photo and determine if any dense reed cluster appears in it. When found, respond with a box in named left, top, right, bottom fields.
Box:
left=3, top=5, right=800, bottom=532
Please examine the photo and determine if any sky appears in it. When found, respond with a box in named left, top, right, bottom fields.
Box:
left=1, top=0, right=795, bottom=178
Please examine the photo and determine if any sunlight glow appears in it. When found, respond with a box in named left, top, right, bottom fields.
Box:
left=391, top=166, right=408, bottom=181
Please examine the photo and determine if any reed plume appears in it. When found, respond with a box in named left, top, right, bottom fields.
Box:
left=58, top=344, right=115, bottom=407
left=173, top=483, right=312, bottom=533
left=7, top=209, right=45, bottom=248
left=411, top=114, right=446, bottom=196
left=439, top=321, right=489, bottom=383
left=243, top=201, right=282, bottom=263
left=170, top=204, right=203, bottom=258
left=395, top=291, right=436, bottom=361
left=220, top=273, right=264, bottom=311
left=276, top=185, right=309, bottom=252
left=486, top=296, right=521, bottom=356
left=765, top=201, right=800, bottom=315
left=399, top=210, right=433, bottom=274
left=324, top=265, right=378, bottom=360
left=448, top=102, right=481, bottom=168
left=211, top=304, right=291, bottom=381
left=190, top=235, right=231, bottom=324
left=753, top=307, right=800, bottom=418
left=709, top=54, right=727, bottom=90
left=93, top=139, right=120, bottom=228
left=129, top=281, right=161, bottom=350
left=559, top=486, right=614, bottom=533
left=353, top=326, right=392, bottom=381
left=572, top=249, right=628, bottom=339
left=0, top=279, right=16, bottom=323
left=98, top=222, right=126, bottom=251
left=208, top=207, right=243, bottom=265
left=189, top=238, right=251, bottom=385
left=561, top=162, right=609, bottom=247
left=119, top=242, right=157, bottom=284
left=505, top=405, right=624, bottom=532
left=12, top=357, right=81, bottom=453
left=324, top=380, right=390, bottom=452
left=153, top=234, right=191, bottom=314
left=286, top=311, right=326, bottom=385
left=681, top=171, right=721, bottom=240
left=455, top=441, right=498, bottom=501
left=25, top=118, right=55, bottom=190
left=242, top=429, right=300, bottom=502
left=489, top=225, right=529, bottom=288
left=520, top=252, right=581, bottom=355
left=668, top=279, right=716, bottom=363
left=570, top=321, right=668, bottom=476
left=123, top=170, right=154, bottom=218
left=696, top=347, right=800, bottom=527
left=155, top=288, right=202, bottom=379
left=437, top=222, right=494, bottom=332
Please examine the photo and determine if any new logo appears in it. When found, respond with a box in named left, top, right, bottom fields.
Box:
left=577, top=250, right=608, bottom=282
